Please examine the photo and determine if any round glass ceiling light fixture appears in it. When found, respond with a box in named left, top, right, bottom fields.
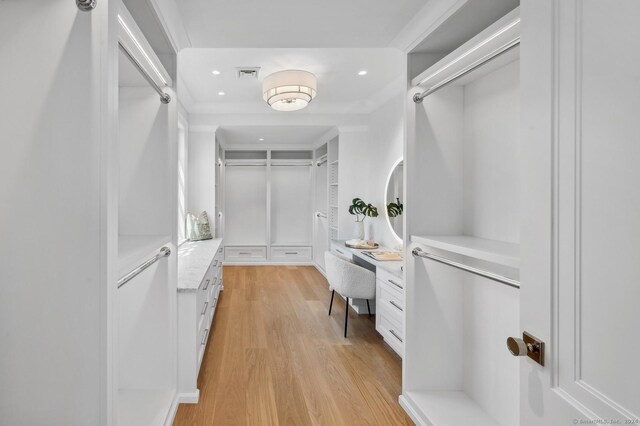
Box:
left=262, top=70, right=317, bottom=112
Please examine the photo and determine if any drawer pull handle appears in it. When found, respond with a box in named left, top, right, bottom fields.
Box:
left=336, top=249, right=345, bottom=255
left=389, top=300, right=404, bottom=312
left=239, top=252, right=251, bottom=255
left=202, top=279, right=211, bottom=291
left=213, top=260, right=218, bottom=267
left=388, top=279, right=404, bottom=290
left=201, top=301, right=209, bottom=315
left=285, top=252, right=298, bottom=255
left=389, top=329, right=403, bottom=343
left=201, top=329, right=209, bottom=345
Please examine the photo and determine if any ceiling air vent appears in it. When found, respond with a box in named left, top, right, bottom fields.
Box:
left=236, top=67, right=261, bottom=80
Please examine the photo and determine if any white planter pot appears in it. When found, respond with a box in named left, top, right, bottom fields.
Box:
left=353, top=221, right=364, bottom=239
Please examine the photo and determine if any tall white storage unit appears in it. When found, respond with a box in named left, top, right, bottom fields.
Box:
left=402, top=9, right=521, bottom=426
left=270, top=151, right=313, bottom=261
left=116, top=4, right=177, bottom=425
left=313, top=144, right=329, bottom=271
left=224, top=151, right=268, bottom=261
left=223, top=149, right=315, bottom=264
left=0, top=2, right=179, bottom=425
left=327, top=137, right=340, bottom=242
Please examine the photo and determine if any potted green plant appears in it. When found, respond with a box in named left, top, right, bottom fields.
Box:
left=348, top=197, right=378, bottom=239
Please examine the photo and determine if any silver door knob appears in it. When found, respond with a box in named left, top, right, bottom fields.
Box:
left=506, top=332, right=545, bottom=366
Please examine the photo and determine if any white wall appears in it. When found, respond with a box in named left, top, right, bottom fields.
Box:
left=363, top=93, right=405, bottom=249
left=187, top=131, right=216, bottom=224
left=0, top=2, right=109, bottom=424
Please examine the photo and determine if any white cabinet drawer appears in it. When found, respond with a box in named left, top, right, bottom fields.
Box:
left=225, top=246, right=266, bottom=261
left=378, top=313, right=404, bottom=357
left=377, top=268, right=404, bottom=295
left=330, top=241, right=352, bottom=259
left=270, top=246, right=312, bottom=261
left=378, top=285, right=404, bottom=325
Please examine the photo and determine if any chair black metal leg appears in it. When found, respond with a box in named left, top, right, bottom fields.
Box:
left=328, top=290, right=335, bottom=315
left=344, top=297, right=349, bottom=338
left=366, top=299, right=371, bottom=317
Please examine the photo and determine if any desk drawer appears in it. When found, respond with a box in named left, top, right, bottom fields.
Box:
left=270, top=246, right=312, bottom=261
left=378, top=313, right=403, bottom=357
left=225, top=246, right=266, bottom=261
left=377, top=268, right=404, bottom=296
left=378, top=285, right=404, bottom=325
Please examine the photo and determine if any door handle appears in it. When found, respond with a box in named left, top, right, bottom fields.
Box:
left=507, top=331, right=544, bottom=366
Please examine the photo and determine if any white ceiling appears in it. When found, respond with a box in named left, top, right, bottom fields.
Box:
left=218, top=126, right=333, bottom=145
left=179, top=48, right=404, bottom=114
left=175, top=0, right=430, bottom=48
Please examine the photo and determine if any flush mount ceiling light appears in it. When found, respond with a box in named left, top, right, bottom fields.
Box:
left=262, top=70, right=317, bottom=112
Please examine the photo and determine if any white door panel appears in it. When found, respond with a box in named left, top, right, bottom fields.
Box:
left=521, top=0, right=640, bottom=424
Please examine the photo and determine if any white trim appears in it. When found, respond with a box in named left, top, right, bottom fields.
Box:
left=399, top=394, right=426, bottom=426
left=163, top=393, right=181, bottom=426
left=176, top=390, right=200, bottom=404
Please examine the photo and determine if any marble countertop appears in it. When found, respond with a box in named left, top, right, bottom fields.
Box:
left=177, top=238, right=223, bottom=293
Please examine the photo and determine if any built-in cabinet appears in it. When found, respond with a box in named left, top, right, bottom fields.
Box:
left=223, top=149, right=314, bottom=264
left=313, top=136, right=340, bottom=272
left=402, top=8, right=521, bottom=426
left=177, top=239, right=224, bottom=402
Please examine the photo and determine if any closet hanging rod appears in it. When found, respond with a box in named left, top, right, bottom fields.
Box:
left=77, top=0, right=97, bottom=11
left=412, top=248, right=520, bottom=289
left=119, top=42, right=171, bottom=104
left=316, top=212, right=327, bottom=218
left=316, top=155, right=328, bottom=166
left=118, top=246, right=171, bottom=289
left=413, top=38, right=520, bottom=104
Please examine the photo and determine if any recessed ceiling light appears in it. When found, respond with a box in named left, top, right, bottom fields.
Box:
left=358, top=70, right=368, bottom=76
left=212, top=70, right=221, bottom=75
left=259, top=138, right=265, bottom=141
left=218, top=91, right=225, bottom=96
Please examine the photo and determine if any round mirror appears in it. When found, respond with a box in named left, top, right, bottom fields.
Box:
left=385, top=158, right=404, bottom=243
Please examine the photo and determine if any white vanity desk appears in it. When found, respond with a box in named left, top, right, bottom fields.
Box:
left=330, top=240, right=405, bottom=357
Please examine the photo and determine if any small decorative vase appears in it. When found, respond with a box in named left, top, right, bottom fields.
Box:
left=353, top=221, right=364, bottom=240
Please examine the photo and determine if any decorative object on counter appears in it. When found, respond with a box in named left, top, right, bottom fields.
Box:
left=361, top=250, right=402, bottom=261
left=348, top=197, right=378, bottom=239
left=345, top=239, right=379, bottom=250
left=186, top=211, right=213, bottom=241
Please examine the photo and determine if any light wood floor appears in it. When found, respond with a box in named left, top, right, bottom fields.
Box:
left=174, top=265, right=412, bottom=426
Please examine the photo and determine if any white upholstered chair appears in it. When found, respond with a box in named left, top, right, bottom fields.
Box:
left=324, top=251, right=376, bottom=338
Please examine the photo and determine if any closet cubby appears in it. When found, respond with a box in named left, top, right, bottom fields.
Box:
left=270, top=150, right=313, bottom=160
left=327, top=137, right=340, bottom=241
left=115, top=4, right=177, bottom=425
left=403, top=8, right=521, bottom=426
left=225, top=150, right=267, bottom=160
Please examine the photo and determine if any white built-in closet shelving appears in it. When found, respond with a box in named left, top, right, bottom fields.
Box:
left=223, top=149, right=315, bottom=264
left=403, top=7, right=521, bottom=426
left=313, top=144, right=329, bottom=270
left=116, top=4, right=178, bottom=426
left=327, top=137, right=340, bottom=242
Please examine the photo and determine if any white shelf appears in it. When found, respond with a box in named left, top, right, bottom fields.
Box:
left=330, top=183, right=339, bottom=186
left=411, top=235, right=519, bottom=268
left=330, top=205, right=338, bottom=208
left=330, top=160, right=339, bottom=165
left=329, top=226, right=338, bottom=230
left=402, top=391, right=499, bottom=426
left=118, top=388, right=174, bottom=426
left=118, top=234, right=172, bottom=275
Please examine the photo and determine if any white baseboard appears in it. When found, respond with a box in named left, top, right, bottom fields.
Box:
left=164, top=392, right=181, bottom=426
left=177, top=390, right=200, bottom=404
left=399, top=394, right=426, bottom=426
left=314, top=263, right=327, bottom=277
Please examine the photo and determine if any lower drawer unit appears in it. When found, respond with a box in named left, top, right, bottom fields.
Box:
left=378, top=284, right=404, bottom=325
left=378, top=313, right=404, bottom=357
left=270, top=246, right=312, bottom=261
left=225, top=246, right=266, bottom=261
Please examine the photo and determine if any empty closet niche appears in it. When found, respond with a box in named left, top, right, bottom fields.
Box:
left=118, top=47, right=172, bottom=271
left=404, top=9, right=521, bottom=426
left=270, top=151, right=313, bottom=261
left=314, top=144, right=329, bottom=270
left=117, top=260, right=173, bottom=426
left=224, top=151, right=268, bottom=261
left=327, top=137, right=340, bottom=241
